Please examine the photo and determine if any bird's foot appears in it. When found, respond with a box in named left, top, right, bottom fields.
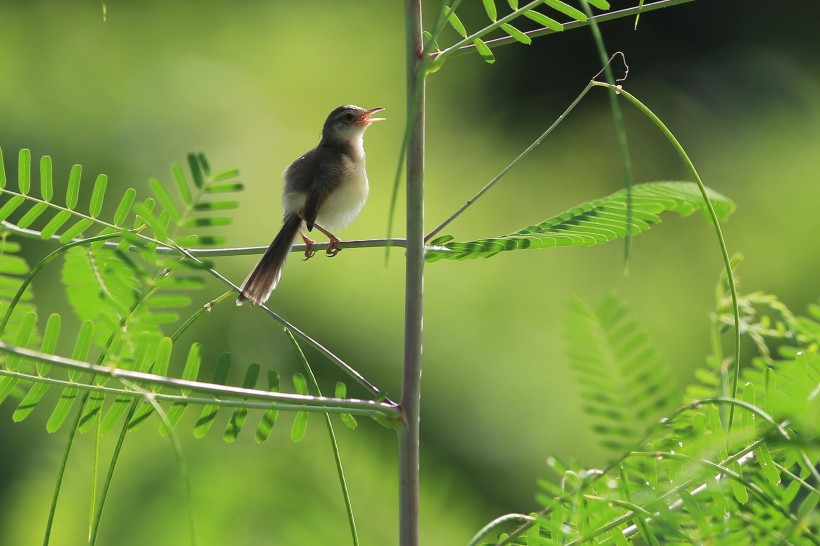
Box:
left=326, top=236, right=342, bottom=257
left=301, top=231, right=317, bottom=260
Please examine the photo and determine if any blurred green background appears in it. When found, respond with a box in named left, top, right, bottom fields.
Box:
left=1, top=1, right=819, bottom=544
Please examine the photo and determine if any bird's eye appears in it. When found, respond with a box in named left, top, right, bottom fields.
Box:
left=343, top=112, right=356, bottom=123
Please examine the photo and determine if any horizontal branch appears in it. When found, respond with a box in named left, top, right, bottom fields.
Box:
left=0, top=343, right=400, bottom=419
left=157, top=237, right=411, bottom=257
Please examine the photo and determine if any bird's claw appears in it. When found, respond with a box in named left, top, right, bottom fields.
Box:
left=326, top=238, right=342, bottom=257
left=301, top=231, right=318, bottom=260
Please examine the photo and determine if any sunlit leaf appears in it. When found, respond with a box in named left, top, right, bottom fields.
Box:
left=543, top=0, right=587, bottom=21
left=473, top=37, right=495, bottom=63
left=40, top=155, right=53, bottom=201
left=0, top=146, right=6, bottom=188
left=171, top=163, right=192, bottom=206
left=40, top=210, right=72, bottom=239
left=501, top=23, right=531, bottom=44
left=204, top=182, right=244, bottom=194
left=17, top=202, right=48, bottom=229
left=426, top=182, right=735, bottom=262
left=335, top=382, right=357, bottom=430
left=162, top=342, right=202, bottom=434
left=89, top=174, right=107, bottom=218
left=18, top=149, right=31, bottom=195
left=482, top=0, right=497, bottom=21
left=113, top=188, right=137, bottom=226
left=445, top=6, right=468, bottom=38
left=255, top=370, right=280, bottom=443
left=12, top=313, right=61, bottom=423
left=0, top=195, right=25, bottom=222
left=193, top=353, right=231, bottom=438
left=224, top=363, right=260, bottom=443
left=66, top=164, right=81, bottom=210
left=58, top=218, right=96, bottom=243
left=47, top=319, right=94, bottom=433
left=135, top=200, right=169, bottom=241
left=210, top=168, right=240, bottom=182
left=523, top=10, right=563, bottom=32
left=291, top=373, right=308, bottom=442
left=150, top=178, right=181, bottom=222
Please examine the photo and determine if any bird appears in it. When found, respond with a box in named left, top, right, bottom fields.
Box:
left=236, top=104, right=385, bottom=306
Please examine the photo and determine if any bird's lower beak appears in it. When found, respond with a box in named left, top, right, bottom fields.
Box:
left=358, top=107, right=386, bottom=125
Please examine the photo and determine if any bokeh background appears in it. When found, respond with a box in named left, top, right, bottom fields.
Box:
left=1, top=1, right=819, bottom=544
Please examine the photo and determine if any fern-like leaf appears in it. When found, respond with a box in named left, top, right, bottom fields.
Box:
left=0, top=236, right=41, bottom=405
left=564, top=295, right=675, bottom=452
left=426, top=181, right=735, bottom=261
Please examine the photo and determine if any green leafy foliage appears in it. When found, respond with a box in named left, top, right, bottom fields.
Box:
left=484, top=286, right=818, bottom=545
left=426, top=181, right=735, bottom=261
left=564, top=295, right=675, bottom=452
left=436, top=0, right=612, bottom=64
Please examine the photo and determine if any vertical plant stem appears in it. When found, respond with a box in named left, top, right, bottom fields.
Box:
left=400, top=0, right=425, bottom=545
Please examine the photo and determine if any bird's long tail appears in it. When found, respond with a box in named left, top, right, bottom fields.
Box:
left=236, top=212, right=302, bottom=306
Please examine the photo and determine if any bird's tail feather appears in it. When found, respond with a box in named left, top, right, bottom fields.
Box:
left=236, top=212, right=302, bottom=306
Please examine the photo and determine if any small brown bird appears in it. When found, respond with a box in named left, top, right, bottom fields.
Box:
left=236, top=105, right=385, bottom=306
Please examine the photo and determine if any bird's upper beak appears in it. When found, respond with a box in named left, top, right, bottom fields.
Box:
left=357, top=107, right=386, bottom=125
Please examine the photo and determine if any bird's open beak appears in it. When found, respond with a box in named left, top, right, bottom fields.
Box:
left=358, top=107, right=386, bottom=125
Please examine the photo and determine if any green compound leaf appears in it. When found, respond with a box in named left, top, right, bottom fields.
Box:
left=426, top=182, right=735, bottom=262
left=564, top=295, right=675, bottom=452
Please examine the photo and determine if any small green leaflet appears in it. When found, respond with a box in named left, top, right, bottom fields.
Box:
left=473, top=38, right=494, bottom=64
left=482, top=0, right=497, bottom=21
left=445, top=6, right=468, bottom=38
left=18, top=149, right=31, bottom=195
left=523, top=9, right=563, bottom=32
left=255, top=370, right=280, bottom=443
left=501, top=23, right=531, bottom=44
left=66, top=164, right=82, bottom=210
left=335, top=382, right=357, bottom=430
left=224, top=363, right=260, bottom=443
left=290, top=373, right=308, bottom=442
left=193, top=353, right=232, bottom=438
left=40, top=155, right=53, bottom=201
